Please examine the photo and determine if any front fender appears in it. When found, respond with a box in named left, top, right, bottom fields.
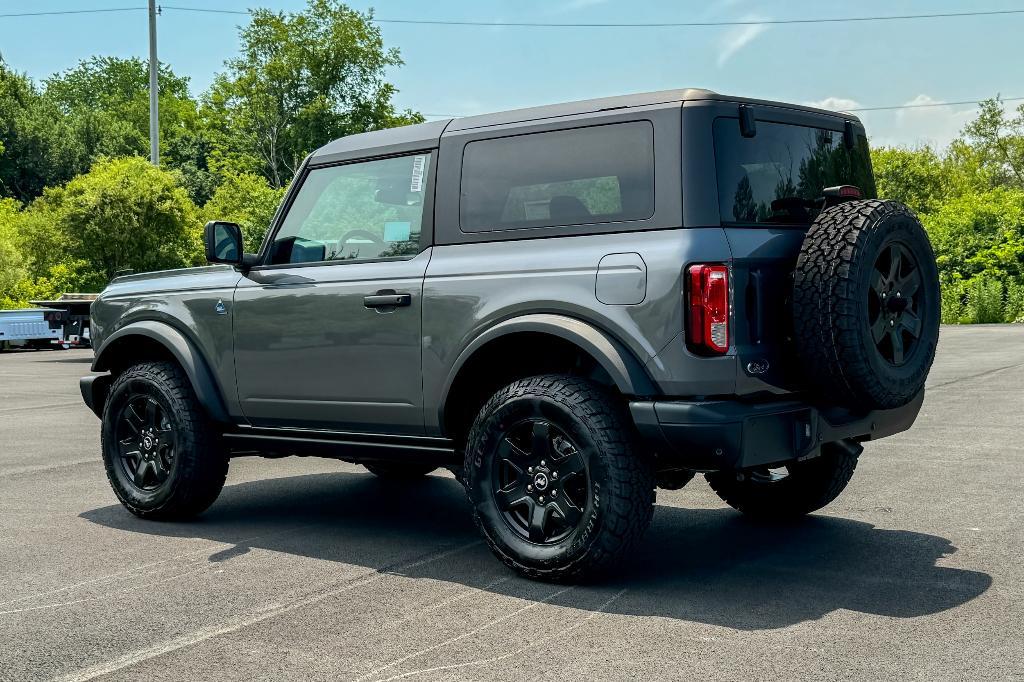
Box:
left=438, top=313, right=658, bottom=427
left=91, top=320, right=230, bottom=423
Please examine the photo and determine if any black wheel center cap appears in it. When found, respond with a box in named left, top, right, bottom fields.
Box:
left=533, top=471, right=549, bottom=491
left=886, top=295, right=909, bottom=314
left=143, top=436, right=154, bottom=451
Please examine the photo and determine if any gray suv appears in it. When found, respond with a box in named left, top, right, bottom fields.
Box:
left=81, top=89, right=940, bottom=581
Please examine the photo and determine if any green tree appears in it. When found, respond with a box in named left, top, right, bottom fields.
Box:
left=44, top=57, right=216, bottom=204
left=0, top=61, right=83, bottom=201
left=921, top=188, right=1024, bottom=282
left=205, top=0, right=423, bottom=188
left=870, top=146, right=950, bottom=215
left=961, top=96, right=1024, bottom=190
left=202, top=171, right=285, bottom=252
left=27, top=156, right=201, bottom=289
left=0, top=198, right=28, bottom=304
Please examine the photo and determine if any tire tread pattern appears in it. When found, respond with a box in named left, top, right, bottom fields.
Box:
left=102, top=361, right=228, bottom=519
left=464, top=375, right=655, bottom=582
left=793, top=199, right=937, bottom=409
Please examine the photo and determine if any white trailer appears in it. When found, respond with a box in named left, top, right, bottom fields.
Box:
left=0, top=308, right=65, bottom=350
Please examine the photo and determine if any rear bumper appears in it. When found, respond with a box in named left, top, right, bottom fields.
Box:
left=630, top=390, right=924, bottom=471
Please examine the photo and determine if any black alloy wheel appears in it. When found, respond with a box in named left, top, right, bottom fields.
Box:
left=101, top=361, right=228, bottom=519
left=869, top=242, right=924, bottom=367
left=491, top=418, right=590, bottom=545
left=464, top=375, right=655, bottom=581
left=115, top=395, right=177, bottom=491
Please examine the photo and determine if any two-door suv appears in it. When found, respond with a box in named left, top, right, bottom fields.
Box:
left=81, top=89, right=940, bottom=581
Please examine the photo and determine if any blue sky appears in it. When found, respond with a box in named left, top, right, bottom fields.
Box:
left=1, top=0, right=1022, bottom=149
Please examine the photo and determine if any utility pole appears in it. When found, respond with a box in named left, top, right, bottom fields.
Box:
left=148, top=0, right=159, bottom=165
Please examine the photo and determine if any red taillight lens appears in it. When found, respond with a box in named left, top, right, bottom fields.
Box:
left=686, top=264, right=730, bottom=354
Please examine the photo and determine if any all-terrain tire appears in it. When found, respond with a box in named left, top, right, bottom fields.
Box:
left=363, top=462, right=437, bottom=479
left=793, top=199, right=940, bottom=410
left=705, top=441, right=860, bottom=519
left=464, top=375, right=655, bottom=582
left=101, top=361, right=228, bottom=519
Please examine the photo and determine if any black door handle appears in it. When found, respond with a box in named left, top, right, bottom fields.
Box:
left=363, top=293, right=412, bottom=308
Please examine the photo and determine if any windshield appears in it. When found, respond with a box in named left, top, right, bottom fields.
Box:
left=713, top=118, right=876, bottom=226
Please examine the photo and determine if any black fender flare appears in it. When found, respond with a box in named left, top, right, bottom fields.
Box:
left=89, top=320, right=230, bottom=423
left=438, top=313, right=657, bottom=427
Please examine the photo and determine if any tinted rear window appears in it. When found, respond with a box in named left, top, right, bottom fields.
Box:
left=713, top=118, right=876, bottom=226
left=460, top=122, right=655, bottom=232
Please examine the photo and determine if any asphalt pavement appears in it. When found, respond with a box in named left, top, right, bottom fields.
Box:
left=1, top=325, right=1022, bottom=681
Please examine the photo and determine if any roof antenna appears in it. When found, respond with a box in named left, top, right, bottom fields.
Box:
left=739, top=105, right=757, bottom=138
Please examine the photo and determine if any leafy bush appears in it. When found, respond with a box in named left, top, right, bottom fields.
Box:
left=1006, top=281, right=1024, bottom=323
left=964, top=275, right=1006, bottom=324
left=202, top=172, right=285, bottom=252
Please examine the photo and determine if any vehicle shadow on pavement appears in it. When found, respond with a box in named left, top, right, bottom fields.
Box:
left=80, top=471, right=992, bottom=631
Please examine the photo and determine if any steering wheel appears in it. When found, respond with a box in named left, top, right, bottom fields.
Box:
left=334, top=229, right=384, bottom=259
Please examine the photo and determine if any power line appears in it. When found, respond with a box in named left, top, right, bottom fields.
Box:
left=423, top=97, right=1024, bottom=119
left=0, top=7, right=144, bottom=19
left=100, top=5, right=1024, bottom=28
left=366, top=8, right=1024, bottom=28
left=6, top=5, right=1024, bottom=26
left=845, top=97, right=1024, bottom=113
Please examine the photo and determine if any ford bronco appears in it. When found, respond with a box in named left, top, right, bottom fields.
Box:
left=80, top=89, right=940, bottom=581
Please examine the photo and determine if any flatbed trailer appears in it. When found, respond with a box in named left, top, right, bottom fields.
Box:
left=0, top=308, right=65, bottom=350
left=29, top=294, right=97, bottom=347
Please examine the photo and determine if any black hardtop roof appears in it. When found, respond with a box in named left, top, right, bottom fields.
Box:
left=309, top=89, right=860, bottom=164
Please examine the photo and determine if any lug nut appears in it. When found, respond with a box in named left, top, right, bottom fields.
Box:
left=527, top=485, right=533, bottom=492
left=540, top=460, right=546, bottom=466
left=890, top=319, right=895, bottom=327
left=551, top=490, right=557, bottom=497
left=551, top=471, right=558, bottom=479
left=528, top=467, right=533, bottom=473
left=539, top=496, right=545, bottom=503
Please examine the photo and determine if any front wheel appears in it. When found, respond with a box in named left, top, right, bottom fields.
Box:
left=101, top=361, right=228, bottom=519
left=705, top=440, right=862, bottom=519
left=464, top=375, right=655, bottom=582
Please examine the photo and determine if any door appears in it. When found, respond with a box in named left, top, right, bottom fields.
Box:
left=232, top=152, right=435, bottom=434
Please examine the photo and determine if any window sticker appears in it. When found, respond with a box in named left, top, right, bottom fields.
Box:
left=383, top=221, right=412, bottom=242
left=410, top=155, right=426, bottom=192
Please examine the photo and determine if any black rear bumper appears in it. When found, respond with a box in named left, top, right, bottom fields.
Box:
left=629, top=390, right=924, bottom=471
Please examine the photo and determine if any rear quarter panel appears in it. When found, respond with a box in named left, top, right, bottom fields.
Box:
left=422, top=228, right=736, bottom=433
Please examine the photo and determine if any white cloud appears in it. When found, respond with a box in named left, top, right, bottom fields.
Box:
left=803, top=97, right=862, bottom=113
left=717, top=16, right=770, bottom=67
left=803, top=94, right=976, bottom=149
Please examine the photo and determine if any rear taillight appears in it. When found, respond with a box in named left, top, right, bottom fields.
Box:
left=686, top=264, right=730, bottom=355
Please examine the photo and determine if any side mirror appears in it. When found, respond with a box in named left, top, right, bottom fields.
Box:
left=204, top=221, right=244, bottom=266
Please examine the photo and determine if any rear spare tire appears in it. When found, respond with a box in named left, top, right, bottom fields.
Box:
left=793, top=199, right=939, bottom=410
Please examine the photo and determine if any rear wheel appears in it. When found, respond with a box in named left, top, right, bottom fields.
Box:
left=363, top=462, right=437, bottom=479
left=465, top=375, right=655, bottom=581
left=101, top=361, right=228, bottom=519
left=705, top=441, right=861, bottom=519
left=793, top=200, right=940, bottom=409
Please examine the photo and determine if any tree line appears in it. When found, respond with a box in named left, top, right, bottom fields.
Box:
left=0, top=0, right=420, bottom=302
left=1, top=0, right=1022, bottom=323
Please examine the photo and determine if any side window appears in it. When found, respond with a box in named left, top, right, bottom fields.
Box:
left=269, top=153, right=431, bottom=265
left=459, top=122, right=655, bottom=232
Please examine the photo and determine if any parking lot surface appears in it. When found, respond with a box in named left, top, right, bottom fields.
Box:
left=1, top=325, right=1022, bottom=681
